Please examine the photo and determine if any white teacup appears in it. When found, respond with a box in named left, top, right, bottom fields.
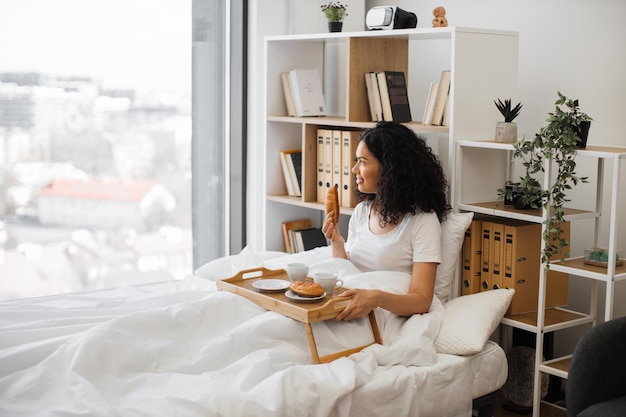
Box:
left=313, top=272, right=343, bottom=295
left=285, top=262, right=309, bottom=282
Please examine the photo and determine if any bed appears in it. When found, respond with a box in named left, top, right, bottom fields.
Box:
left=0, top=213, right=514, bottom=417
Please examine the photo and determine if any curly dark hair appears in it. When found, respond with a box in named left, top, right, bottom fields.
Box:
left=355, top=122, right=451, bottom=224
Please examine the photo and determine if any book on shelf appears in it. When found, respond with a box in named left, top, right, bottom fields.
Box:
left=280, top=72, right=296, bottom=117
left=341, top=130, right=360, bottom=208
left=364, top=72, right=377, bottom=122
left=279, top=150, right=295, bottom=197
left=376, top=71, right=412, bottom=123
left=422, top=81, right=439, bottom=126
left=292, top=227, right=328, bottom=253
left=367, top=72, right=384, bottom=122
left=279, top=149, right=302, bottom=197
left=288, top=69, right=326, bottom=117
left=290, top=150, right=303, bottom=196
left=281, top=219, right=311, bottom=253
left=430, top=70, right=451, bottom=126
left=441, top=93, right=451, bottom=127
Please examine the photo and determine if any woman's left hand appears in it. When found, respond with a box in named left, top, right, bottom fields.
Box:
left=334, top=288, right=380, bottom=321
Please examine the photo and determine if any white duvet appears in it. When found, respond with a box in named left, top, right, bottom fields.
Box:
left=0, top=254, right=476, bottom=417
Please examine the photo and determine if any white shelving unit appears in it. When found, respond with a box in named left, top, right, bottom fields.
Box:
left=261, top=27, right=519, bottom=251
left=456, top=139, right=626, bottom=416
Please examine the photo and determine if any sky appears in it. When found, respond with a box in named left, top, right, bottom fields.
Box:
left=0, top=0, right=191, bottom=94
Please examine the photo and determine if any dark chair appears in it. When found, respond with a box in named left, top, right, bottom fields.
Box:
left=566, top=315, right=626, bottom=417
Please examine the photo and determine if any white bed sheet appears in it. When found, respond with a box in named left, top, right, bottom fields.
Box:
left=0, top=257, right=507, bottom=417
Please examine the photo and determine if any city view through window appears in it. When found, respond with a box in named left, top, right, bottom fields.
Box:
left=0, top=1, right=192, bottom=300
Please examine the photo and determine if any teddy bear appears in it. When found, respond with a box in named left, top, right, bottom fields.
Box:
left=432, top=6, right=448, bottom=27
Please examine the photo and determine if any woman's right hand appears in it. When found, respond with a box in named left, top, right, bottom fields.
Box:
left=322, top=211, right=344, bottom=246
left=322, top=212, right=349, bottom=260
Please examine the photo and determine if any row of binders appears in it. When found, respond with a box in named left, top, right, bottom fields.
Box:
left=461, top=215, right=570, bottom=315
left=316, top=128, right=360, bottom=209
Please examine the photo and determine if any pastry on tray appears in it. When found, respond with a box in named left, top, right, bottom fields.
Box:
left=289, top=281, right=325, bottom=297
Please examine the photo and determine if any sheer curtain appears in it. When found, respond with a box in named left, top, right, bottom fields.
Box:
left=191, top=0, right=247, bottom=268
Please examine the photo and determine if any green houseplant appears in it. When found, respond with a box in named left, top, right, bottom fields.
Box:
left=321, top=2, right=348, bottom=32
left=494, top=98, right=522, bottom=143
left=497, top=91, right=592, bottom=266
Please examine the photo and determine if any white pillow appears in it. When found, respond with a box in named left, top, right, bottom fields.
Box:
left=435, top=212, right=474, bottom=302
left=434, top=288, right=515, bottom=355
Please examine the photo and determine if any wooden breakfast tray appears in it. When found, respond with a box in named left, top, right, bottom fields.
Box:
left=217, top=267, right=382, bottom=364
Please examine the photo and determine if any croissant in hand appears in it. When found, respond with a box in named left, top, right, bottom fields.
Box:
left=325, top=185, right=340, bottom=225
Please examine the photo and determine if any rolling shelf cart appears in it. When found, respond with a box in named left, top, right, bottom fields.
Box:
left=456, top=139, right=626, bottom=416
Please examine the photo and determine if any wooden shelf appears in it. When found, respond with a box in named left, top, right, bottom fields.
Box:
left=267, top=194, right=355, bottom=216
left=539, top=355, right=572, bottom=379
left=457, top=201, right=598, bottom=223
left=267, top=115, right=449, bottom=133
left=549, top=256, right=626, bottom=282
left=501, top=307, right=593, bottom=333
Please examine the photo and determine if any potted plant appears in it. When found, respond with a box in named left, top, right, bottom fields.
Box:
left=494, top=98, right=522, bottom=143
left=321, top=2, right=348, bottom=32
left=497, top=91, right=592, bottom=266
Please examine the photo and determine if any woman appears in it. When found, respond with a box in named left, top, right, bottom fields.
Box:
left=322, top=122, right=450, bottom=321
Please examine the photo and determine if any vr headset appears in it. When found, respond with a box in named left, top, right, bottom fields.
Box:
left=366, top=6, right=417, bottom=30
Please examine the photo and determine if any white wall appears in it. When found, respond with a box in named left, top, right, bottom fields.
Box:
left=247, top=1, right=626, bottom=352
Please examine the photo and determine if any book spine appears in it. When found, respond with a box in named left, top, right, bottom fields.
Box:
left=364, top=72, right=377, bottom=122
left=279, top=150, right=295, bottom=196
left=385, top=71, right=412, bottom=122
left=280, top=72, right=296, bottom=117
left=376, top=72, right=392, bottom=122
left=369, top=72, right=383, bottom=122
left=431, top=70, right=451, bottom=126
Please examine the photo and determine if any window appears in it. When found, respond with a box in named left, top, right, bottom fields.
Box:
left=0, top=0, right=192, bottom=300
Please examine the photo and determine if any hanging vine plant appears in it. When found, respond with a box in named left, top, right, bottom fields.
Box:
left=498, top=91, right=592, bottom=266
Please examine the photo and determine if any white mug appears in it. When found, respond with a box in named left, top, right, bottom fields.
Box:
left=285, top=262, right=309, bottom=282
left=313, top=272, right=343, bottom=295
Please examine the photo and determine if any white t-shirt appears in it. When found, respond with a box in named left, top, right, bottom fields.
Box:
left=345, top=200, right=442, bottom=273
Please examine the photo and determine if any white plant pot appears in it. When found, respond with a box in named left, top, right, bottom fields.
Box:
left=495, top=121, right=517, bottom=143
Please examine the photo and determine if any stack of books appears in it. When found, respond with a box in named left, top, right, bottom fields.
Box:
left=364, top=71, right=412, bottom=123
left=281, top=69, right=326, bottom=117
left=422, top=70, right=451, bottom=126
left=281, top=219, right=328, bottom=253
left=279, top=149, right=303, bottom=197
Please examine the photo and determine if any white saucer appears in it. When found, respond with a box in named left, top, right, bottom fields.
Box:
left=285, top=289, right=327, bottom=302
left=252, top=279, right=290, bottom=292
